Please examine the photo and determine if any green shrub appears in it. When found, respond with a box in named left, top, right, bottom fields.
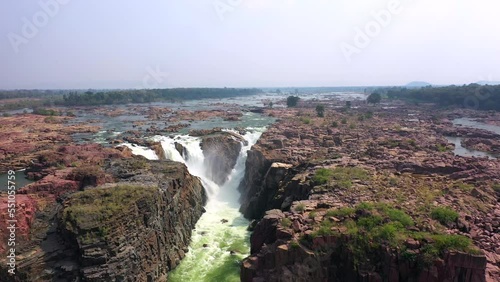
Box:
left=491, top=183, right=500, bottom=192
left=337, top=179, right=353, bottom=189
left=385, top=208, right=414, bottom=227
left=388, top=177, right=398, bottom=186
left=316, top=104, right=325, bottom=117
left=44, top=116, right=57, bottom=123
left=431, top=207, right=458, bottom=225
left=290, top=240, right=300, bottom=249
left=313, top=168, right=333, bottom=185
left=281, top=218, right=292, bottom=228
left=309, top=211, right=317, bottom=219
left=436, top=144, right=449, bottom=152
left=341, top=118, right=347, bottom=124
left=331, top=167, right=369, bottom=186
left=287, top=96, right=300, bottom=107
left=357, top=215, right=383, bottom=230
left=455, top=181, right=474, bottom=193
left=33, top=107, right=60, bottom=116
left=313, top=167, right=369, bottom=188
left=367, top=92, right=382, bottom=104
left=325, top=207, right=355, bottom=218
left=300, top=117, right=311, bottom=124
left=374, top=222, right=403, bottom=241
left=431, top=234, right=472, bottom=253
left=313, top=225, right=333, bottom=238
left=332, top=121, right=339, bottom=128
left=295, top=203, right=306, bottom=213
left=415, top=233, right=479, bottom=265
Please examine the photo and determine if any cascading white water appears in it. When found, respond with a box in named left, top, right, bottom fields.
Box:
left=118, top=143, right=159, bottom=160
left=122, top=128, right=265, bottom=281
left=153, top=134, right=220, bottom=198
left=153, top=128, right=265, bottom=282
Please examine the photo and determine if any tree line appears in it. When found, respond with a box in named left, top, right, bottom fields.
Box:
left=0, top=88, right=263, bottom=109
left=383, top=84, right=500, bottom=111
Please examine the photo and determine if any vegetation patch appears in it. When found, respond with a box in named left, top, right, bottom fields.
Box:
left=281, top=218, right=292, bottom=228
left=436, top=144, right=450, bottom=152
left=313, top=168, right=334, bottom=185
left=313, top=167, right=369, bottom=189
left=63, top=185, right=157, bottom=242
left=308, top=211, right=317, bottom=219
left=300, top=117, right=311, bottom=124
left=325, top=207, right=355, bottom=218
left=431, top=206, right=458, bottom=226
left=492, top=183, right=500, bottom=193
left=295, top=203, right=306, bottom=213
left=453, top=181, right=474, bottom=193
left=304, top=202, right=476, bottom=270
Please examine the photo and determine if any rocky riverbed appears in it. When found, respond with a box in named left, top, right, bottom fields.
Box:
left=0, top=105, right=253, bottom=281
left=239, top=103, right=500, bottom=281
left=1, top=99, right=499, bottom=281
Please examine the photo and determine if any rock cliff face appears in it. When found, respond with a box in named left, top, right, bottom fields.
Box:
left=238, top=146, right=310, bottom=219
left=242, top=209, right=487, bottom=282
left=239, top=106, right=499, bottom=281
left=200, top=131, right=243, bottom=185
left=0, top=157, right=207, bottom=281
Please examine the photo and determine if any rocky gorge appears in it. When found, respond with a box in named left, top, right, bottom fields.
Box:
left=0, top=99, right=499, bottom=281
left=0, top=108, right=248, bottom=281
left=239, top=104, right=500, bottom=281
left=0, top=150, right=208, bottom=281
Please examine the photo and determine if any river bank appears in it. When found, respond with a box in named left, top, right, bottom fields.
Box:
left=238, top=103, right=500, bottom=281
left=1, top=95, right=499, bottom=281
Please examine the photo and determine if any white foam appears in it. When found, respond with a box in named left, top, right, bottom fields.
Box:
left=117, top=143, right=159, bottom=160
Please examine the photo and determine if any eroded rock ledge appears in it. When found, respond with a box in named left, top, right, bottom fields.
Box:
left=239, top=105, right=500, bottom=281
left=0, top=156, right=207, bottom=281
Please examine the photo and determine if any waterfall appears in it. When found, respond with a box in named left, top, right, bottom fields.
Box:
left=152, top=135, right=220, bottom=198
left=117, top=143, right=159, bottom=160
left=162, top=128, right=265, bottom=282
left=122, top=127, right=265, bottom=281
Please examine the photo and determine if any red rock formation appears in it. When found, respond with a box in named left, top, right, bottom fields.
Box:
left=239, top=105, right=499, bottom=281
left=0, top=195, right=37, bottom=254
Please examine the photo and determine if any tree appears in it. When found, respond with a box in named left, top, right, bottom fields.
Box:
left=345, top=101, right=352, bottom=108
left=316, top=104, right=325, bottom=117
left=287, top=96, right=300, bottom=107
left=367, top=92, right=382, bottom=104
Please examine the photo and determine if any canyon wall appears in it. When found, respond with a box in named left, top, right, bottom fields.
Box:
left=239, top=107, right=499, bottom=281
left=0, top=155, right=207, bottom=281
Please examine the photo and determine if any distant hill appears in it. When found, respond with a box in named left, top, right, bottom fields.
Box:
left=476, top=80, right=500, bottom=86
left=405, top=81, right=432, bottom=88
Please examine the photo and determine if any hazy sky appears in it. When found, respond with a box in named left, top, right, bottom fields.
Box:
left=1, top=0, right=499, bottom=89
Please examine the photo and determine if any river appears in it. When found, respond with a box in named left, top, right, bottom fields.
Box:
left=446, top=117, right=500, bottom=159
left=127, top=128, right=265, bottom=281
